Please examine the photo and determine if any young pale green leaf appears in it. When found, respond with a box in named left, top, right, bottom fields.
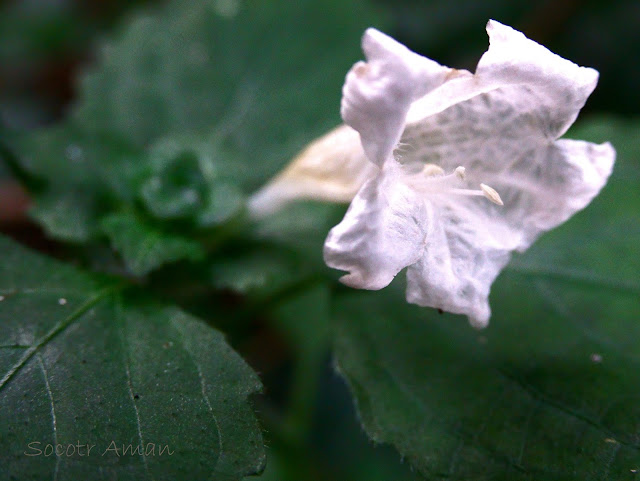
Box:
left=100, top=211, right=205, bottom=276
left=139, top=135, right=245, bottom=227
left=0, top=235, right=265, bottom=480
left=332, top=118, right=640, bottom=480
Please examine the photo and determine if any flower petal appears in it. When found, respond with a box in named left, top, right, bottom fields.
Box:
left=405, top=207, right=512, bottom=329
left=320, top=23, right=614, bottom=328
left=489, top=138, right=614, bottom=250
left=324, top=165, right=430, bottom=290
left=404, top=134, right=614, bottom=328
left=247, top=125, right=376, bottom=218
left=478, top=20, right=598, bottom=138
left=406, top=20, right=598, bottom=137
left=341, top=28, right=452, bottom=166
left=400, top=87, right=615, bottom=252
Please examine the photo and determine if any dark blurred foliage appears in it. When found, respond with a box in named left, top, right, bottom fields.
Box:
left=1, top=0, right=636, bottom=133
left=377, top=0, right=639, bottom=116
left=0, top=0, right=157, bottom=128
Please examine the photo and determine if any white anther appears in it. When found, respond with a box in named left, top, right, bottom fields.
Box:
left=480, top=184, right=504, bottom=205
left=422, top=164, right=445, bottom=177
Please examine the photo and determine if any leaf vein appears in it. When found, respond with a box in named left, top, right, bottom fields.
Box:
left=134, top=231, right=161, bottom=273
left=38, top=355, right=59, bottom=481
left=373, top=355, right=529, bottom=476
left=516, top=399, right=538, bottom=466
left=116, top=297, right=154, bottom=481
left=169, top=316, right=223, bottom=470
left=0, top=283, right=123, bottom=392
left=497, top=369, right=640, bottom=451
left=600, top=441, right=622, bottom=481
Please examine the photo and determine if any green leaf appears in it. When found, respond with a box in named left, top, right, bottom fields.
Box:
left=252, top=201, right=347, bottom=269
left=17, top=125, right=139, bottom=241
left=0, top=235, right=265, bottom=480
left=271, top=284, right=330, bottom=356
left=15, top=0, right=382, bottom=231
left=73, top=0, right=382, bottom=191
left=332, top=118, right=640, bottom=480
left=139, top=135, right=245, bottom=227
left=101, top=211, right=205, bottom=276
left=207, top=201, right=345, bottom=299
left=29, top=188, right=101, bottom=242
left=15, top=0, right=383, bottom=275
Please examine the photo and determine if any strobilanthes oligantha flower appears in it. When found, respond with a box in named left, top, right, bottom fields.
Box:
left=249, top=21, right=615, bottom=328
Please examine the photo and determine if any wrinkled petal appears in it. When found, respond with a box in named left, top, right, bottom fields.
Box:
left=244, top=21, right=617, bottom=328
left=341, top=28, right=452, bottom=166
left=482, top=138, right=614, bottom=251
left=401, top=85, right=613, bottom=327
left=478, top=20, right=598, bottom=138
left=406, top=20, right=598, bottom=136
left=247, top=125, right=376, bottom=217
left=406, top=202, right=513, bottom=329
left=324, top=165, right=430, bottom=290
left=401, top=86, right=615, bottom=253
left=326, top=22, right=613, bottom=327
left=403, top=133, right=613, bottom=328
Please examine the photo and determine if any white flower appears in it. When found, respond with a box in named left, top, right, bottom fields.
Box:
left=247, top=125, right=378, bottom=215
left=320, top=21, right=615, bottom=328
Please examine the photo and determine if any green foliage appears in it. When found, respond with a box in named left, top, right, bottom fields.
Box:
left=15, top=0, right=379, bottom=275
left=2, top=1, right=391, bottom=479
left=30, top=188, right=102, bottom=242
left=100, top=212, right=205, bottom=276
left=0, top=235, right=264, bottom=480
left=332, top=118, right=640, bottom=480
left=210, top=249, right=298, bottom=296
left=139, top=136, right=244, bottom=227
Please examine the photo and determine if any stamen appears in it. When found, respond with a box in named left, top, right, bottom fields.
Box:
left=422, top=164, right=444, bottom=177
left=407, top=165, right=504, bottom=207
left=449, top=188, right=485, bottom=197
left=480, top=184, right=504, bottom=205
left=421, top=165, right=466, bottom=186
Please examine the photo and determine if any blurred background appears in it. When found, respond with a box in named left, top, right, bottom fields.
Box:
left=0, top=1, right=637, bottom=480
left=1, top=0, right=637, bottom=131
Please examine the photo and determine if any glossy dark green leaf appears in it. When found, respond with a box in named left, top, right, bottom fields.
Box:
left=332, top=118, right=640, bottom=480
left=0, top=235, right=264, bottom=480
